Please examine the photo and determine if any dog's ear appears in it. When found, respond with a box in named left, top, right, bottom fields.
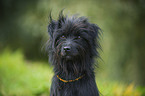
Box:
left=91, top=24, right=102, bottom=52
left=48, top=12, right=56, bottom=38
left=58, top=10, right=66, bottom=28
left=90, top=24, right=101, bottom=39
left=48, top=10, right=66, bottom=37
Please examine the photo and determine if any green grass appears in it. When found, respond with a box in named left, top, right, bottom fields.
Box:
left=0, top=49, right=53, bottom=96
left=0, top=49, right=144, bottom=96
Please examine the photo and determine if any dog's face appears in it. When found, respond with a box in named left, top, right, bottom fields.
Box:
left=48, top=13, right=100, bottom=61
left=56, top=31, right=84, bottom=60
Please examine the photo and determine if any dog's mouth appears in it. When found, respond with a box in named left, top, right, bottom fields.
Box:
left=61, top=51, right=78, bottom=60
left=60, top=46, right=80, bottom=60
left=61, top=52, right=73, bottom=60
left=65, top=55, right=72, bottom=59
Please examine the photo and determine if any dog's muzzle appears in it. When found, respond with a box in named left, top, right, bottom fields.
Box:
left=61, top=46, right=72, bottom=59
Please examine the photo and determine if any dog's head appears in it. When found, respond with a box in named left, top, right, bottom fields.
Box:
left=48, top=11, right=101, bottom=62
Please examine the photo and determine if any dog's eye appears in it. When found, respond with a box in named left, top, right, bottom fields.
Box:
left=61, top=35, right=66, bottom=39
left=77, top=36, right=81, bottom=39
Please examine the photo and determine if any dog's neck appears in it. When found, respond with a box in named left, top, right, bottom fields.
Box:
left=53, top=58, right=94, bottom=79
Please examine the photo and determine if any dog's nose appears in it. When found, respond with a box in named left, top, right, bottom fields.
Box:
left=63, top=46, right=71, bottom=52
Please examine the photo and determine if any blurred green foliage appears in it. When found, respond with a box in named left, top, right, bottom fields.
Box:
left=0, top=49, right=53, bottom=95
left=0, top=50, right=144, bottom=96
left=0, top=0, right=145, bottom=95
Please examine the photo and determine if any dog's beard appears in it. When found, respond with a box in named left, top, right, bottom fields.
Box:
left=53, top=50, right=87, bottom=75
left=60, top=58, right=84, bottom=75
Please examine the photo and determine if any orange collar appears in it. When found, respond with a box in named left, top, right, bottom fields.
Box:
left=57, top=74, right=85, bottom=83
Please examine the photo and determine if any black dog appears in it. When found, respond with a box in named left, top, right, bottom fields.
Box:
left=47, top=11, right=101, bottom=96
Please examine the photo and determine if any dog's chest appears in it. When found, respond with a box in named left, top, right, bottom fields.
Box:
left=58, top=81, right=81, bottom=96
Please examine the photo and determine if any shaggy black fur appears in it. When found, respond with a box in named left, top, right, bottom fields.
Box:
left=47, top=11, right=101, bottom=96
